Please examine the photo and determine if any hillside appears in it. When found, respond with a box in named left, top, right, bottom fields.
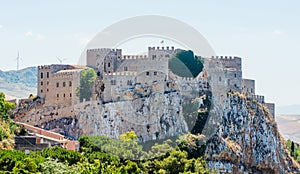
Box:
left=276, top=114, right=300, bottom=143
left=0, top=67, right=37, bottom=98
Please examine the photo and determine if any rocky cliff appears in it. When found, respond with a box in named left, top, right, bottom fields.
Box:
left=205, top=92, right=300, bottom=173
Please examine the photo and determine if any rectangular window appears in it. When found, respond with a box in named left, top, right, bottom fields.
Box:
left=154, top=71, right=157, bottom=75
left=56, top=82, right=59, bottom=88
left=108, top=63, right=111, bottom=67
left=47, top=72, right=49, bottom=78
left=127, top=80, right=132, bottom=85
left=124, top=67, right=128, bottom=71
left=41, top=81, right=43, bottom=86
left=69, top=81, right=72, bottom=87
left=111, top=80, right=116, bottom=85
left=57, top=94, right=59, bottom=98
left=41, top=89, right=43, bottom=93
left=146, top=72, right=150, bottom=76
left=63, top=82, right=66, bottom=87
left=41, top=72, right=43, bottom=79
left=70, top=93, right=72, bottom=97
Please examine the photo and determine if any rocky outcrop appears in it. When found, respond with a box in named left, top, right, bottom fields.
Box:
left=205, top=92, right=300, bottom=173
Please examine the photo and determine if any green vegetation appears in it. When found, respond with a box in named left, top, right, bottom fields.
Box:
left=286, top=140, right=300, bottom=162
left=76, top=68, right=97, bottom=102
left=0, top=131, right=213, bottom=173
left=169, top=50, right=204, bottom=78
left=0, top=92, right=26, bottom=150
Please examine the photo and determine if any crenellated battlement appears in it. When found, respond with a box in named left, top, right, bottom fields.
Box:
left=38, top=64, right=69, bottom=70
left=248, top=94, right=265, bottom=103
left=122, top=55, right=147, bottom=59
left=52, top=71, right=80, bottom=79
left=104, top=71, right=138, bottom=76
left=121, top=55, right=169, bottom=61
left=148, top=46, right=175, bottom=51
left=87, top=48, right=121, bottom=52
left=211, top=56, right=241, bottom=60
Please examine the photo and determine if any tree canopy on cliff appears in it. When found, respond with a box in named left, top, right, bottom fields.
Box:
left=169, top=50, right=204, bottom=78
left=77, top=68, right=97, bottom=102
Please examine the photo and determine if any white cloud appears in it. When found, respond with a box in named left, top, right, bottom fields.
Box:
left=272, top=29, right=284, bottom=35
left=36, top=34, right=46, bottom=40
left=25, top=31, right=46, bottom=40
left=74, top=33, right=93, bottom=46
left=25, top=31, right=33, bottom=37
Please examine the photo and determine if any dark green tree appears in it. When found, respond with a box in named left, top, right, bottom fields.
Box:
left=169, top=50, right=203, bottom=78
left=76, top=68, right=97, bottom=102
left=291, top=141, right=295, bottom=157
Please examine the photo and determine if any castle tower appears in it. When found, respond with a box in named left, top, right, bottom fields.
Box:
left=86, top=48, right=122, bottom=76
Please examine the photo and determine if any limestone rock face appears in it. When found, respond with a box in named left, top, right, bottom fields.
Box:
left=74, top=92, right=188, bottom=142
left=205, top=93, right=300, bottom=173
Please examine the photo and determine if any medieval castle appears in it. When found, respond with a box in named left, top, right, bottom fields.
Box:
left=12, top=46, right=275, bottom=141
left=37, top=46, right=274, bottom=117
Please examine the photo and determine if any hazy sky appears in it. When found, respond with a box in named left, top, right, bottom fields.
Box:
left=0, top=0, right=299, bottom=106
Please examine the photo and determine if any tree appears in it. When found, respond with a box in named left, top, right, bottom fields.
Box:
left=0, top=92, right=15, bottom=120
left=291, top=141, right=295, bottom=157
left=169, top=50, right=203, bottom=78
left=120, top=131, right=138, bottom=141
left=77, top=68, right=97, bottom=102
left=40, top=158, right=80, bottom=174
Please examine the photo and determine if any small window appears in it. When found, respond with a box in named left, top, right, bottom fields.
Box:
left=41, top=89, right=43, bottom=93
left=47, top=89, right=49, bottom=92
left=47, top=81, right=49, bottom=85
left=111, top=80, right=116, bottom=85
left=154, top=71, right=157, bottom=75
left=41, top=81, right=43, bottom=86
left=234, top=73, right=237, bottom=78
left=63, top=93, right=66, bottom=97
left=56, top=82, right=59, bottom=88
left=69, top=81, right=72, bottom=87
left=108, top=63, right=111, bottom=67
left=41, top=72, right=44, bottom=79
left=70, top=93, right=72, bottom=97
left=63, top=82, right=66, bottom=87
left=219, top=77, right=222, bottom=82
left=124, top=67, right=128, bottom=71
left=57, top=94, right=59, bottom=98
left=46, top=72, right=49, bottom=78
left=146, top=72, right=150, bottom=76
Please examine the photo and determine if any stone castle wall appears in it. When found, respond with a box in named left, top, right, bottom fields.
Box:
left=242, top=79, right=255, bottom=96
left=37, top=65, right=85, bottom=106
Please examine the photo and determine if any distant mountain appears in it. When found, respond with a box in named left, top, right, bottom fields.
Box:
left=276, top=114, right=300, bottom=144
left=0, top=67, right=37, bottom=98
left=277, top=105, right=300, bottom=115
